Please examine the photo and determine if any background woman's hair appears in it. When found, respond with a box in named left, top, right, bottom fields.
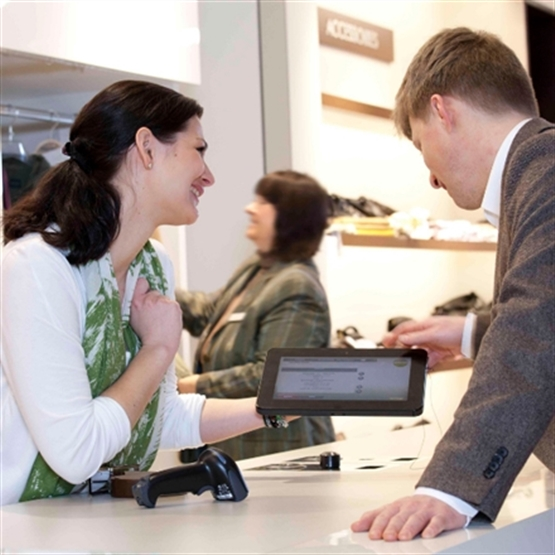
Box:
left=394, top=27, right=539, bottom=140
left=3, top=80, right=203, bottom=265
left=255, top=170, right=331, bottom=262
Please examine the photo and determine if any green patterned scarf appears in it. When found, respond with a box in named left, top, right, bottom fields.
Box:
left=20, top=241, right=169, bottom=502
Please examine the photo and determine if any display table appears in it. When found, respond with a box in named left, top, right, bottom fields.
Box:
left=1, top=425, right=553, bottom=554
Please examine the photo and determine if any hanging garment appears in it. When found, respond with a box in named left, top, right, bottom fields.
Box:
left=2, top=154, right=50, bottom=206
left=2, top=166, right=11, bottom=209
left=35, top=138, right=66, bottom=166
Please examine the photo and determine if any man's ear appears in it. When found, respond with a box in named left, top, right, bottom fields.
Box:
left=135, top=127, right=155, bottom=169
left=430, top=94, right=455, bottom=132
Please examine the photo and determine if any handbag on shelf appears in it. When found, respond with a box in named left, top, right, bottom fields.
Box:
left=432, top=291, right=489, bottom=316
left=330, top=194, right=396, bottom=218
left=332, top=326, right=377, bottom=349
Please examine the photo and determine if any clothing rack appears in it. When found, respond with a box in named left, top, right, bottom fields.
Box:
left=1, top=104, right=75, bottom=126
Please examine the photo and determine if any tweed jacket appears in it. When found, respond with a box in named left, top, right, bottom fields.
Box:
left=418, top=118, right=555, bottom=520
left=176, top=254, right=335, bottom=460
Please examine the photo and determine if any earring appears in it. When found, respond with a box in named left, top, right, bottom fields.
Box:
left=148, top=162, right=153, bottom=169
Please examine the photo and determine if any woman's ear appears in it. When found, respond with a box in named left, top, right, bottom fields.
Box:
left=135, top=127, right=155, bottom=169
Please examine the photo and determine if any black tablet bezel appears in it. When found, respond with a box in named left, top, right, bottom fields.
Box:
left=256, top=348, right=427, bottom=417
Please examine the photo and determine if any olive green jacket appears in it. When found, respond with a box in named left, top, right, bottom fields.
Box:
left=176, top=254, right=336, bottom=460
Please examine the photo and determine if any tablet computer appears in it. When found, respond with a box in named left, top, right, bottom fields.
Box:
left=256, top=348, right=427, bottom=417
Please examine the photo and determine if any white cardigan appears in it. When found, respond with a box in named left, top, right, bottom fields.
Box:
left=1, top=233, right=205, bottom=505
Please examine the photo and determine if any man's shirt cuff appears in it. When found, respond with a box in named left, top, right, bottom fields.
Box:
left=461, top=312, right=477, bottom=359
left=415, top=487, right=478, bottom=527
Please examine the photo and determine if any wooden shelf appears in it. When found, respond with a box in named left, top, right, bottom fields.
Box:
left=322, top=93, right=393, bottom=120
left=432, top=358, right=473, bottom=372
left=340, top=232, right=497, bottom=252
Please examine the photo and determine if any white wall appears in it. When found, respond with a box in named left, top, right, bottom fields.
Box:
left=178, top=1, right=266, bottom=365
left=184, top=1, right=264, bottom=294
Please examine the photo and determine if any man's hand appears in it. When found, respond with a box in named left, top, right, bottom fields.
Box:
left=381, top=316, right=466, bottom=368
left=351, top=495, right=467, bottom=541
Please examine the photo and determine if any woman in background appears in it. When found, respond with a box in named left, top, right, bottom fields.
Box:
left=177, top=170, right=336, bottom=460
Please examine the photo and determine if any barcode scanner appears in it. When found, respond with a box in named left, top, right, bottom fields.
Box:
left=132, top=447, right=249, bottom=508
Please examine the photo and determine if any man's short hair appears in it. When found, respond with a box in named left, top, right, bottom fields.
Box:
left=394, top=27, right=539, bottom=139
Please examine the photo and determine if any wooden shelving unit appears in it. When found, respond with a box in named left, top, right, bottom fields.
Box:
left=433, top=358, right=473, bottom=372
left=340, top=232, right=497, bottom=252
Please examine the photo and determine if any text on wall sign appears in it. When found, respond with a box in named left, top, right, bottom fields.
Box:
left=318, top=8, right=394, bottom=62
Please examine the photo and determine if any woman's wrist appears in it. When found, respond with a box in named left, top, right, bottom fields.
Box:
left=138, top=343, right=176, bottom=374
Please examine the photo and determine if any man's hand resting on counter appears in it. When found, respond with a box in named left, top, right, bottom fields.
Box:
left=351, top=495, right=467, bottom=541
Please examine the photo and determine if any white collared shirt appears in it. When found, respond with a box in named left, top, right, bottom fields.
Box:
left=461, top=118, right=531, bottom=359
left=416, top=118, right=531, bottom=524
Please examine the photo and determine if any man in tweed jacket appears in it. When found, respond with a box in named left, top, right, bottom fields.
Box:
left=352, top=28, right=554, bottom=540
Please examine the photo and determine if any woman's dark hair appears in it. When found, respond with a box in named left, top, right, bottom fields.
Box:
left=255, top=170, right=330, bottom=262
left=3, top=80, right=203, bottom=265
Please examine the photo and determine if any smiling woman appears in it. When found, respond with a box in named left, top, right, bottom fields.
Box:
left=0, top=80, right=274, bottom=506
left=139, top=117, right=214, bottom=227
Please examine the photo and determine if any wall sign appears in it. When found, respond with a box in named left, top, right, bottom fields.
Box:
left=318, top=8, right=394, bottom=62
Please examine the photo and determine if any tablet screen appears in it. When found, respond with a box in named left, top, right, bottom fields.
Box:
left=257, top=348, right=427, bottom=417
left=274, top=354, right=411, bottom=401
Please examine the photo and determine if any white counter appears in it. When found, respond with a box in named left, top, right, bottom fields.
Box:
left=1, top=424, right=553, bottom=554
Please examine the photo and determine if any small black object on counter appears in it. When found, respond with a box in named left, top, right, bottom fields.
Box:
left=320, top=451, right=341, bottom=470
